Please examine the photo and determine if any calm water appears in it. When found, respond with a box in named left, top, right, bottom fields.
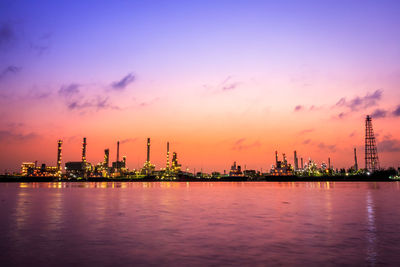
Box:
left=1, top=182, right=400, bottom=266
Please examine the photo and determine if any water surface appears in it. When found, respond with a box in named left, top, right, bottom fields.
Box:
left=1, top=182, right=400, bottom=266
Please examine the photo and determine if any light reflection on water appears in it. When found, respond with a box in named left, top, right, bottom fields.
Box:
left=17, top=181, right=340, bottom=189
left=0, top=182, right=400, bottom=266
left=366, top=191, right=377, bottom=265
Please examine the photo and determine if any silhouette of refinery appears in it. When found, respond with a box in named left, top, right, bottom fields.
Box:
left=11, top=115, right=400, bottom=181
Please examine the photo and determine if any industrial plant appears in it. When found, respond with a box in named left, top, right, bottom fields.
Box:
left=6, top=115, right=400, bottom=181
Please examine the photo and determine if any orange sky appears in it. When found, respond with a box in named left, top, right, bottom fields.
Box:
left=1, top=1, right=400, bottom=172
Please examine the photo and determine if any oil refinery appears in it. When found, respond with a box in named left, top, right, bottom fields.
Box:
left=6, top=115, right=400, bottom=181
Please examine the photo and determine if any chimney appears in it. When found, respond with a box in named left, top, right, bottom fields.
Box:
left=82, top=137, right=87, bottom=163
left=354, top=148, right=358, bottom=171
left=57, top=140, right=63, bottom=173
left=117, top=141, right=120, bottom=163
left=166, top=142, right=170, bottom=169
left=147, top=138, right=151, bottom=163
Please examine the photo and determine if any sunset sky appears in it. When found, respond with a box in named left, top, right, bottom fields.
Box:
left=1, top=0, right=400, bottom=172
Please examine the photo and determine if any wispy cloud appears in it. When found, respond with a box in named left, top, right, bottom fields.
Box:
left=67, top=96, right=119, bottom=111
left=220, top=76, right=240, bottom=91
left=337, top=112, right=346, bottom=119
left=138, top=97, right=160, bottom=107
left=58, top=83, right=121, bottom=112
left=335, top=89, right=383, bottom=111
left=299, top=129, right=314, bottom=135
left=0, top=65, right=21, bottom=80
left=27, top=89, right=51, bottom=99
left=58, top=83, right=80, bottom=97
left=393, top=105, right=400, bottom=117
left=378, top=135, right=400, bottom=152
left=30, top=43, right=50, bottom=55
left=294, top=105, right=303, bottom=112
left=0, top=22, right=15, bottom=47
left=349, top=131, right=356, bottom=137
left=111, top=73, right=135, bottom=90
left=0, top=130, right=38, bottom=142
left=203, top=76, right=241, bottom=94
left=317, top=142, right=336, bottom=152
left=293, top=105, right=322, bottom=112
left=29, top=32, right=52, bottom=56
left=120, top=138, right=137, bottom=144
left=232, top=138, right=261, bottom=151
left=302, top=139, right=311, bottom=144
left=371, top=109, right=387, bottom=119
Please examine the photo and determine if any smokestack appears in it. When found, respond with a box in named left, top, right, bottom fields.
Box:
left=301, top=158, right=303, bottom=169
left=104, top=149, right=109, bottom=167
left=354, top=148, right=358, bottom=171
left=172, top=152, right=177, bottom=167
left=294, top=150, right=298, bottom=171
left=328, top=157, right=331, bottom=170
left=117, top=141, right=120, bottom=163
left=166, top=142, right=170, bottom=169
left=82, top=137, right=87, bottom=163
left=147, top=138, right=151, bottom=162
left=57, top=140, right=63, bottom=172
left=275, top=151, right=278, bottom=165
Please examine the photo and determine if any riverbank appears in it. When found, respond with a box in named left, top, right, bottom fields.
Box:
left=0, top=174, right=395, bottom=182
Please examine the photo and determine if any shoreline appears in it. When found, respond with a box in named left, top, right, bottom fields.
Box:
left=0, top=174, right=396, bottom=183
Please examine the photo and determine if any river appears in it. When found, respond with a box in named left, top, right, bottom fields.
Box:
left=1, top=182, right=400, bottom=266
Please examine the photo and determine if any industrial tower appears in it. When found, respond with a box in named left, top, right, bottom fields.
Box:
left=365, top=115, right=380, bottom=172
left=147, top=138, right=151, bottom=163
left=57, top=140, right=63, bottom=176
left=166, top=142, right=170, bottom=169
left=354, top=148, right=358, bottom=171
left=104, top=148, right=109, bottom=168
left=82, top=137, right=87, bottom=163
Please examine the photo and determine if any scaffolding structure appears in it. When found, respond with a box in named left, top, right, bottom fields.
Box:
left=365, top=115, right=380, bottom=172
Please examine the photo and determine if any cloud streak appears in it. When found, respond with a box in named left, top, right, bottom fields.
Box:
left=294, top=105, right=303, bottom=112
left=58, top=83, right=80, bottom=97
left=120, top=138, right=137, bottom=144
left=0, top=22, right=15, bottom=47
left=232, top=138, right=261, bottom=151
left=0, top=130, right=38, bottom=142
left=220, top=76, right=240, bottom=91
left=0, top=65, right=21, bottom=80
left=379, top=136, right=400, bottom=152
left=335, top=89, right=383, bottom=111
left=111, top=73, right=135, bottom=90
left=371, top=109, right=387, bottom=119
left=299, top=129, right=314, bottom=135
left=67, top=96, right=119, bottom=111
left=393, top=105, right=400, bottom=117
left=317, top=142, right=336, bottom=152
left=58, top=83, right=121, bottom=112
